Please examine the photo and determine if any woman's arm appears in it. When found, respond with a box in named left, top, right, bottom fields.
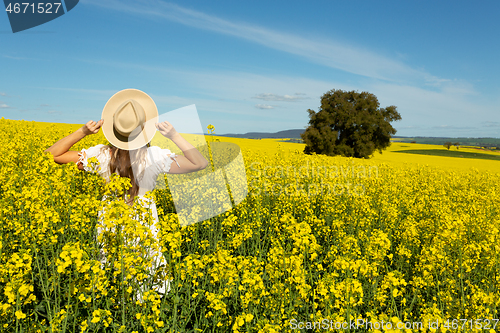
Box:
left=44, top=120, right=104, bottom=167
left=44, top=127, right=86, bottom=158
left=155, top=121, right=209, bottom=173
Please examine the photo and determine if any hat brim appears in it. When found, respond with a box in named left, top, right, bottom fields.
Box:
left=101, top=89, right=158, bottom=150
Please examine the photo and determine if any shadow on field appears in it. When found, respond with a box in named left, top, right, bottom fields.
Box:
left=394, top=149, right=500, bottom=161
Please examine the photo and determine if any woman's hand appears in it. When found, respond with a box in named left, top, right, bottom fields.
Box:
left=156, top=121, right=209, bottom=174
left=155, top=121, right=178, bottom=139
left=45, top=120, right=102, bottom=160
left=81, top=119, right=104, bottom=136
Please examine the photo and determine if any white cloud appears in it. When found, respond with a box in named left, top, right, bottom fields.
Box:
left=0, top=103, right=11, bottom=109
left=40, top=87, right=118, bottom=95
left=62, top=55, right=497, bottom=136
left=255, top=104, right=274, bottom=109
left=81, top=0, right=444, bottom=84
left=76, top=1, right=483, bottom=124
left=253, top=93, right=308, bottom=102
left=432, top=125, right=476, bottom=129
left=68, top=57, right=342, bottom=114
left=3, top=55, right=30, bottom=60
left=481, top=121, right=500, bottom=128
left=397, top=126, right=421, bottom=130
left=366, top=81, right=489, bottom=123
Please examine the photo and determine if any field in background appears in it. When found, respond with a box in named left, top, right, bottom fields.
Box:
left=25, top=120, right=500, bottom=173
left=391, top=136, right=500, bottom=148
left=1, top=119, right=499, bottom=332
left=212, top=134, right=500, bottom=173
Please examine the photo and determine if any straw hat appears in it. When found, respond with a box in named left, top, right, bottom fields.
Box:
left=101, top=89, right=158, bottom=150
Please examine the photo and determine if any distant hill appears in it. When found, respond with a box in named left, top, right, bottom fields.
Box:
left=215, top=130, right=500, bottom=148
left=392, top=136, right=500, bottom=148
left=218, top=129, right=305, bottom=139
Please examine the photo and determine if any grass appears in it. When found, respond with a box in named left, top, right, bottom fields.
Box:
left=394, top=149, right=500, bottom=161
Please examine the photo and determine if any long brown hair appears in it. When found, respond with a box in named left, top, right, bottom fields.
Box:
left=106, top=143, right=149, bottom=206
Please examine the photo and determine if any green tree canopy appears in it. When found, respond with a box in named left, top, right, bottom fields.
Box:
left=301, top=89, right=401, bottom=158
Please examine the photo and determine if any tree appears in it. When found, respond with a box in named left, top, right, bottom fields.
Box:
left=444, top=142, right=453, bottom=150
left=454, top=142, right=460, bottom=150
left=301, top=89, right=401, bottom=159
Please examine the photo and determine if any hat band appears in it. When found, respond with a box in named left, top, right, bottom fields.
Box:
left=113, top=122, right=149, bottom=144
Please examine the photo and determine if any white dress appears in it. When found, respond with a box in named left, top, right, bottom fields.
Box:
left=77, top=144, right=179, bottom=296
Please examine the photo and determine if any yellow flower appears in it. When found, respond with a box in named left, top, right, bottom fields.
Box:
left=18, top=284, right=30, bottom=296
left=15, top=310, right=26, bottom=319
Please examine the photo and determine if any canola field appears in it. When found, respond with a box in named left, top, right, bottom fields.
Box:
left=1, top=118, right=500, bottom=333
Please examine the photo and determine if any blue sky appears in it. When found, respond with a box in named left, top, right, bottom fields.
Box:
left=1, top=0, right=499, bottom=137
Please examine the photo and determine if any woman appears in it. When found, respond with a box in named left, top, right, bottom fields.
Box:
left=44, top=89, right=209, bottom=297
